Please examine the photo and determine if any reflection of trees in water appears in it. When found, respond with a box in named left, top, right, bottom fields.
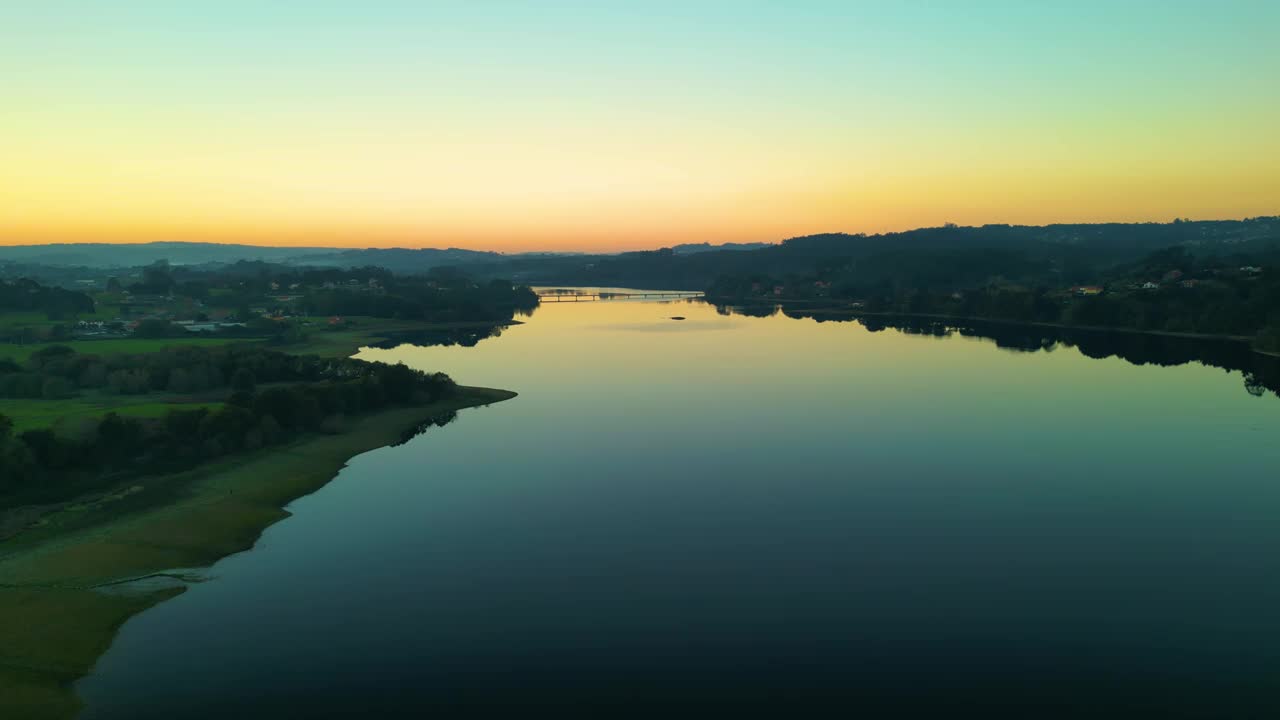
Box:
left=375, top=324, right=507, bottom=350
left=395, top=409, right=459, bottom=446
left=716, top=302, right=780, bottom=318
left=713, top=302, right=1280, bottom=400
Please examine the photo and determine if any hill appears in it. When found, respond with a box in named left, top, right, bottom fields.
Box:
left=0, top=243, right=505, bottom=271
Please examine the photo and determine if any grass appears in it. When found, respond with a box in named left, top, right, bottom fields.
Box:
left=0, top=587, right=181, bottom=720
left=0, top=387, right=517, bottom=720
left=0, top=337, right=240, bottom=363
left=0, top=312, right=55, bottom=329
left=3, top=395, right=224, bottom=432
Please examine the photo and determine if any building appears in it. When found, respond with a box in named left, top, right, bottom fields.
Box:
left=1072, top=286, right=1104, bottom=296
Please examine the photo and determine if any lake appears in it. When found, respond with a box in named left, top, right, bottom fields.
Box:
left=79, top=296, right=1280, bottom=718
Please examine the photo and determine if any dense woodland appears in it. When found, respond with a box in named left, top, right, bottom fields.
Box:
left=0, top=345, right=458, bottom=503
left=449, top=217, right=1280, bottom=288
left=0, top=278, right=95, bottom=319
left=700, top=220, right=1280, bottom=348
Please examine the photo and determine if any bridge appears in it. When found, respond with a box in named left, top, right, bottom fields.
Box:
left=536, top=290, right=704, bottom=302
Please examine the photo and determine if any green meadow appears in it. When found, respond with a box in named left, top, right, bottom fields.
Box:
left=2, top=396, right=224, bottom=433
left=0, top=337, right=239, bottom=363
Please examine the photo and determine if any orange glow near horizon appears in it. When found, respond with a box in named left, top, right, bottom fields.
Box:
left=2, top=3, right=1277, bottom=252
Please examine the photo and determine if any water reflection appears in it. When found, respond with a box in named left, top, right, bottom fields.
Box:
left=373, top=323, right=508, bottom=350
left=78, top=294, right=1280, bottom=719
left=395, top=409, right=458, bottom=445
left=710, top=301, right=1280, bottom=399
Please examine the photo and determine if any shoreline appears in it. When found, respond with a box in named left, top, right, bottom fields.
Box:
left=707, top=298, right=1274, bottom=355
left=0, top=386, right=517, bottom=719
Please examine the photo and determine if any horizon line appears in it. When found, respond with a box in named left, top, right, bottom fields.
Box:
left=2, top=213, right=1278, bottom=256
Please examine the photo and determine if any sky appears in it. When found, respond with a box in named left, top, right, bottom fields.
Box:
left=2, top=1, right=1277, bottom=251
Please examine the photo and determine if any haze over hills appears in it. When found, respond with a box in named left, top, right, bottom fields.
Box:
left=1, top=220, right=1275, bottom=288
left=670, top=242, right=773, bottom=255
left=0, top=242, right=504, bottom=271
left=0, top=241, right=769, bottom=272
left=0, top=242, right=330, bottom=268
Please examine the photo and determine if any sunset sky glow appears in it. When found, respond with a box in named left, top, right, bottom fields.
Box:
left=3, top=1, right=1277, bottom=251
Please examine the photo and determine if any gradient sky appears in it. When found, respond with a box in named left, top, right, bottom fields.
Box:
left=2, top=1, right=1277, bottom=251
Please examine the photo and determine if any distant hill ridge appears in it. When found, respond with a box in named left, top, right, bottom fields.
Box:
left=0, top=242, right=504, bottom=270
left=1, top=218, right=1275, bottom=275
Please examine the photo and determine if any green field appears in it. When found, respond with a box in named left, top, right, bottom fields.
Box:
left=0, top=387, right=517, bottom=720
left=0, top=302, right=121, bottom=332
left=2, top=395, right=224, bottom=432
left=0, top=312, right=55, bottom=328
left=0, top=337, right=240, bottom=363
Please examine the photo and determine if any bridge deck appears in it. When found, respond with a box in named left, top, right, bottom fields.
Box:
left=536, top=291, right=704, bottom=302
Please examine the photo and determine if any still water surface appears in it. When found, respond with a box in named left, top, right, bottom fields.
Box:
left=80, top=297, right=1280, bottom=717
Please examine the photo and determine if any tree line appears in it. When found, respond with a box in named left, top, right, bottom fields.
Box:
left=0, top=347, right=458, bottom=502
left=0, top=278, right=94, bottom=320
left=444, top=217, right=1280, bottom=290
left=1, top=343, right=365, bottom=399
left=706, top=242, right=1280, bottom=347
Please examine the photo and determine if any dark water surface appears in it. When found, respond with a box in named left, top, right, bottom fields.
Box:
left=79, top=298, right=1280, bottom=718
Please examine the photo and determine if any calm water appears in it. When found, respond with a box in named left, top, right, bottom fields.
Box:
left=80, top=297, right=1280, bottom=718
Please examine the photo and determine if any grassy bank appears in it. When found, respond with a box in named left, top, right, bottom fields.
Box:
left=0, top=386, right=516, bottom=720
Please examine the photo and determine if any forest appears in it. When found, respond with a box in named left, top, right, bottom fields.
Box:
left=447, top=217, right=1280, bottom=290
left=703, top=225, right=1280, bottom=348
left=0, top=278, right=94, bottom=318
